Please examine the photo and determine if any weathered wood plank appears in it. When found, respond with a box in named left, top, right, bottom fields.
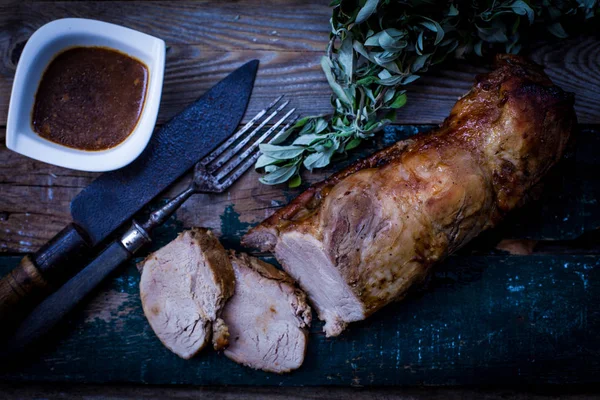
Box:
left=0, top=2, right=599, bottom=126
left=0, top=253, right=598, bottom=386
left=1, top=384, right=600, bottom=400
left=0, top=1, right=332, bottom=125
left=2, top=126, right=599, bottom=253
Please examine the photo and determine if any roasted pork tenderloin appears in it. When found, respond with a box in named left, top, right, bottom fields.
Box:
left=243, top=54, right=577, bottom=337
left=222, top=252, right=311, bottom=373
left=139, top=228, right=235, bottom=359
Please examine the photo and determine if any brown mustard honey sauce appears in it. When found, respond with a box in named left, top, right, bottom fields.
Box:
left=32, top=47, right=148, bottom=151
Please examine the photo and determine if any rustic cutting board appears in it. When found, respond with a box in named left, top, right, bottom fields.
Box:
left=1, top=0, right=600, bottom=388
left=0, top=126, right=599, bottom=386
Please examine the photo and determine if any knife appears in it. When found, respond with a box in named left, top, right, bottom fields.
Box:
left=0, top=60, right=259, bottom=329
left=1, top=95, right=297, bottom=356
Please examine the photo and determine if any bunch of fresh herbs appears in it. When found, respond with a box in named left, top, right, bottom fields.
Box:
left=256, top=0, right=598, bottom=186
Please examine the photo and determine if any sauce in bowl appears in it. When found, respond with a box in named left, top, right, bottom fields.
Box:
left=32, top=46, right=148, bottom=151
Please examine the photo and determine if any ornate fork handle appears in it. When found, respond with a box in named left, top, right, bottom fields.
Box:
left=120, top=185, right=196, bottom=254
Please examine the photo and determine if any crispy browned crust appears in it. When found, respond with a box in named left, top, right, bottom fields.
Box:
left=188, top=228, right=236, bottom=300
left=243, top=54, right=576, bottom=252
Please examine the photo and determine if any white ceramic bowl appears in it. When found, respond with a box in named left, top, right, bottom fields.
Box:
left=6, top=18, right=165, bottom=172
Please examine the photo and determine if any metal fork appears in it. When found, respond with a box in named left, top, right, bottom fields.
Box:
left=3, top=96, right=297, bottom=355
left=134, top=95, right=297, bottom=241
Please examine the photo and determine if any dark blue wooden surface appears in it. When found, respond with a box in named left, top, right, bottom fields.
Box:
left=0, top=125, right=598, bottom=386
left=0, top=253, right=598, bottom=386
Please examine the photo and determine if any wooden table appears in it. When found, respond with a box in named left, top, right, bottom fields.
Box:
left=1, top=1, right=600, bottom=398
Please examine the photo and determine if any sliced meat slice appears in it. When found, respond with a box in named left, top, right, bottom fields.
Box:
left=139, top=228, right=235, bottom=359
left=222, top=252, right=311, bottom=374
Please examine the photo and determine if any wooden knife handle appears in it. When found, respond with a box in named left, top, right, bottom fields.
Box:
left=0, top=256, right=51, bottom=323
left=0, top=223, right=92, bottom=330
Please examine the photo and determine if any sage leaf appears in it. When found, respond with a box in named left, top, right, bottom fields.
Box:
left=353, top=41, right=375, bottom=62
left=448, top=4, right=459, bottom=16
left=401, top=75, right=420, bottom=85
left=288, top=174, right=302, bottom=188
left=293, top=133, right=325, bottom=146
left=255, top=154, right=279, bottom=169
left=547, top=22, right=569, bottom=38
left=412, top=53, right=431, bottom=72
left=255, top=0, right=599, bottom=185
left=270, top=125, right=296, bottom=144
left=339, top=33, right=355, bottom=81
left=389, top=92, right=407, bottom=108
left=378, top=29, right=408, bottom=51
left=259, top=164, right=299, bottom=185
left=474, top=40, right=483, bottom=56
left=259, top=143, right=305, bottom=159
left=476, top=23, right=508, bottom=43
left=355, top=0, right=379, bottom=24
left=315, top=118, right=329, bottom=134
left=420, top=18, right=445, bottom=45
left=383, top=88, right=396, bottom=102
left=321, top=56, right=352, bottom=105
left=345, top=137, right=362, bottom=150
left=304, top=147, right=335, bottom=171
left=511, top=0, right=535, bottom=24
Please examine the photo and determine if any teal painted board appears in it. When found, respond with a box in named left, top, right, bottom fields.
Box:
left=0, top=125, right=598, bottom=386
left=0, top=254, right=598, bottom=386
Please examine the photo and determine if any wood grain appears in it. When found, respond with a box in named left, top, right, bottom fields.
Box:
left=0, top=2, right=599, bottom=127
left=0, top=253, right=599, bottom=386
left=1, top=384, right=600, bottom=400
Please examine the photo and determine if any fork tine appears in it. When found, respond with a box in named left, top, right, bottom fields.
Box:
left=201, top=95, right=284, bottom=166
left=268, top=114, right=298, bottom=145
left=217, top=150, right=264, bottom=190
left=216, top=114, right=299, bottom=187
left=207, top=99, right=290, bottom=173
left=215, top=108, right=296, bottom=181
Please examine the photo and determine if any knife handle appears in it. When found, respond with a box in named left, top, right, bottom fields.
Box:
left=0, top=223, right=91, bottom=329
left=4, top=222, right=151, bottom=355
left=4, top=241, right=133, bottom=355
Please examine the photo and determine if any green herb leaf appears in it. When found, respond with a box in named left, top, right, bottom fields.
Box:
left=476, top=23, right=508, bottom=43
left=288, top=174, right=302, bottom=188
left=255, top=154, right=279, bottom=169
left=338, top=34, right=355, bottom=81
left=355, top=0, right=379, bottom=24
left=448, top=4, right=459, bottom=16
left=547, top=22, right=569, bottom=38
left=420, top=18, right=445, bottom=45
left=293, top=133, right=325, bottom=146
left=255, top=0, right=599, bottom=185
left=389, top=92, right=407, bottom=108
left=259, top=164, right=299, bottom=185
left=511, top=0, right=535, bottom=24
left=321, top=56, right=352, bottom=106
left=315, top=118, right=329, bottom=134
left=259, top=144, right=305, bottom=159
left=345, top=137, right=362, bottom=150
left=304, top=148, right=335, bottom=171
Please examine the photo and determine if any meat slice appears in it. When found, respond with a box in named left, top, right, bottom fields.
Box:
left=139, top=228, right=235, bottom=359
left=222, top=252, right=311, bottom=373
left=243, top=54, right=577, bottom=337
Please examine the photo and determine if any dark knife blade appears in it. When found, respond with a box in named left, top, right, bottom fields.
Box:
left=71, top=60, right=259, bottom=246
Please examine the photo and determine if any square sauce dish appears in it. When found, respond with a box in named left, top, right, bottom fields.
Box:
left=6, top=18, right=165, bottom=172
